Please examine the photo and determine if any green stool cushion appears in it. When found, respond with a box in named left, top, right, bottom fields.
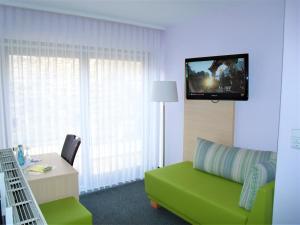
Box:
left=40, top=197, right=92, bottom=225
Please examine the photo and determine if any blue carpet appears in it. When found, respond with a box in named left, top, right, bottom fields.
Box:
left=79, top=180, right=189, bottom=225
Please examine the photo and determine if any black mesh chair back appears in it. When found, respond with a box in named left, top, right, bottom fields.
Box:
left=61, top=134, right=81, bottom=166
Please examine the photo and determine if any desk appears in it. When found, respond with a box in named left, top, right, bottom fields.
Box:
left=25, top=153, right=79, bottom=204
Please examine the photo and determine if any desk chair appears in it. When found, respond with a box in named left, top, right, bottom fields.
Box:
left=61, top=134, right=81, bottom=166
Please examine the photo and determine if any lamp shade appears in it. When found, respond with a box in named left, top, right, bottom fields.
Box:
left=151, top=81, right=178, bottom=102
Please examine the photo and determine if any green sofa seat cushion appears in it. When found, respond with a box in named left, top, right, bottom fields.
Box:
left=145, top=161, right=249, bottom=225
left=40, top=197, right=92, bottom=225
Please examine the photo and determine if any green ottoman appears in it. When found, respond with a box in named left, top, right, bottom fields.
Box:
left=40, top=197, right=92, bottom=225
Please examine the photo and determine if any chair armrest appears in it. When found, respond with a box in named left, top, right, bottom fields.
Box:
left=247, top=181, right=275, bottom=225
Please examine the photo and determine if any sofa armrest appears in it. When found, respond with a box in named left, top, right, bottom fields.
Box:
left=247, top=181, right=275, bottom=225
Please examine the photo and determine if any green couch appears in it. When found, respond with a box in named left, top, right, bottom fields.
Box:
left=145, top=161, right=274, bottom=225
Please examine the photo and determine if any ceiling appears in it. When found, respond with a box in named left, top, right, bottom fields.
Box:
left=0, top=0, right=245, bottom=29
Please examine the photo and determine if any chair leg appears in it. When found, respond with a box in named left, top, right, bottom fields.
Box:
left=150, top=200, right=159, bottom=209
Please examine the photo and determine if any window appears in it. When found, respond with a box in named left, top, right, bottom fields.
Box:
left=9, top=54, right=81, bottom=154
left=89, top=58, right=144, bottom=176
left=2, top=40, right=158, bottom=192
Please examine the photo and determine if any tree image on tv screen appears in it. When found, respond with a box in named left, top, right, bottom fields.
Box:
left=187, top=58, right=246, bottom=94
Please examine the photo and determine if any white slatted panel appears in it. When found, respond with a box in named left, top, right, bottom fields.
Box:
left=0, top=149, right=47, bottom=225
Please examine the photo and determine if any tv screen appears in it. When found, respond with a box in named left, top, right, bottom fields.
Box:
left=185, top=53, right=248, bottom=100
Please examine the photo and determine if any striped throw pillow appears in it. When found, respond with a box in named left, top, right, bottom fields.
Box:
left=193, top=137, right=276, bottom=184
left=239, top=160, right=276, bottom=210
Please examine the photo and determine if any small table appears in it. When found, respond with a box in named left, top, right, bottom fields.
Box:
left=24, top=152, right=79, bottom=204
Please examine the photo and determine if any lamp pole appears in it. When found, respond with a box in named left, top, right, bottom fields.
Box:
left=151, top=81, right=178, bottom=168
left=162, top=102, right=166, bottom=167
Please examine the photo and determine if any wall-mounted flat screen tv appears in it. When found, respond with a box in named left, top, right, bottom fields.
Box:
left=185, top=53, right=248, bottom=100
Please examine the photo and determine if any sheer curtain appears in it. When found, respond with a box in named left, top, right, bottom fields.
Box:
left=0, top=6, right=162, bottom=192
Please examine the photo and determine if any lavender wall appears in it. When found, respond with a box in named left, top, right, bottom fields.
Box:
left=273, top=0, right=300, bottom=223
left=164, top=0, right=285, bottom=165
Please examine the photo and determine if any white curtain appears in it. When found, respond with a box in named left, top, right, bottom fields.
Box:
left=0, top=6, right=162, bottom=192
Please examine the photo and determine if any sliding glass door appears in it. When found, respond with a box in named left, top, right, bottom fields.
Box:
left=1, top=39, right=159, bottom=192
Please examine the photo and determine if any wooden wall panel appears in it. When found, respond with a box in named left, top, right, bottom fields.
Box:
left=183, top=100, right=235, bottom=161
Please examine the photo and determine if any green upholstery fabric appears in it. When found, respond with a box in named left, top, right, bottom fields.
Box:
left=239, top=160, right=276, bottom=210
left=40, top=197, right=92, bottom=225
left=145, top=161, right=275, bottom=225
left=146, top=162, right=248, bottom=224
left=193, top=137, right=277, bottom=184
left=247, top=181, right=275, bottom=225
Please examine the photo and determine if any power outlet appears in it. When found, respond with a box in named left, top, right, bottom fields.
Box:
left=291, top=129, right=300, bottom=149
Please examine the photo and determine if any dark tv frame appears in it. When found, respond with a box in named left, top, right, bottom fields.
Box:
left=185, top=53, right=249, bottom=101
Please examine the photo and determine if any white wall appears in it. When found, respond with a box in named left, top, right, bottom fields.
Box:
left=273, top=0, right=300, bottom=223
left=164, top=0, right=285, bottom=165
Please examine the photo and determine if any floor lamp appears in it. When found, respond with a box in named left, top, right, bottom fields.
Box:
left=152, top=81, right=178, bottom=167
